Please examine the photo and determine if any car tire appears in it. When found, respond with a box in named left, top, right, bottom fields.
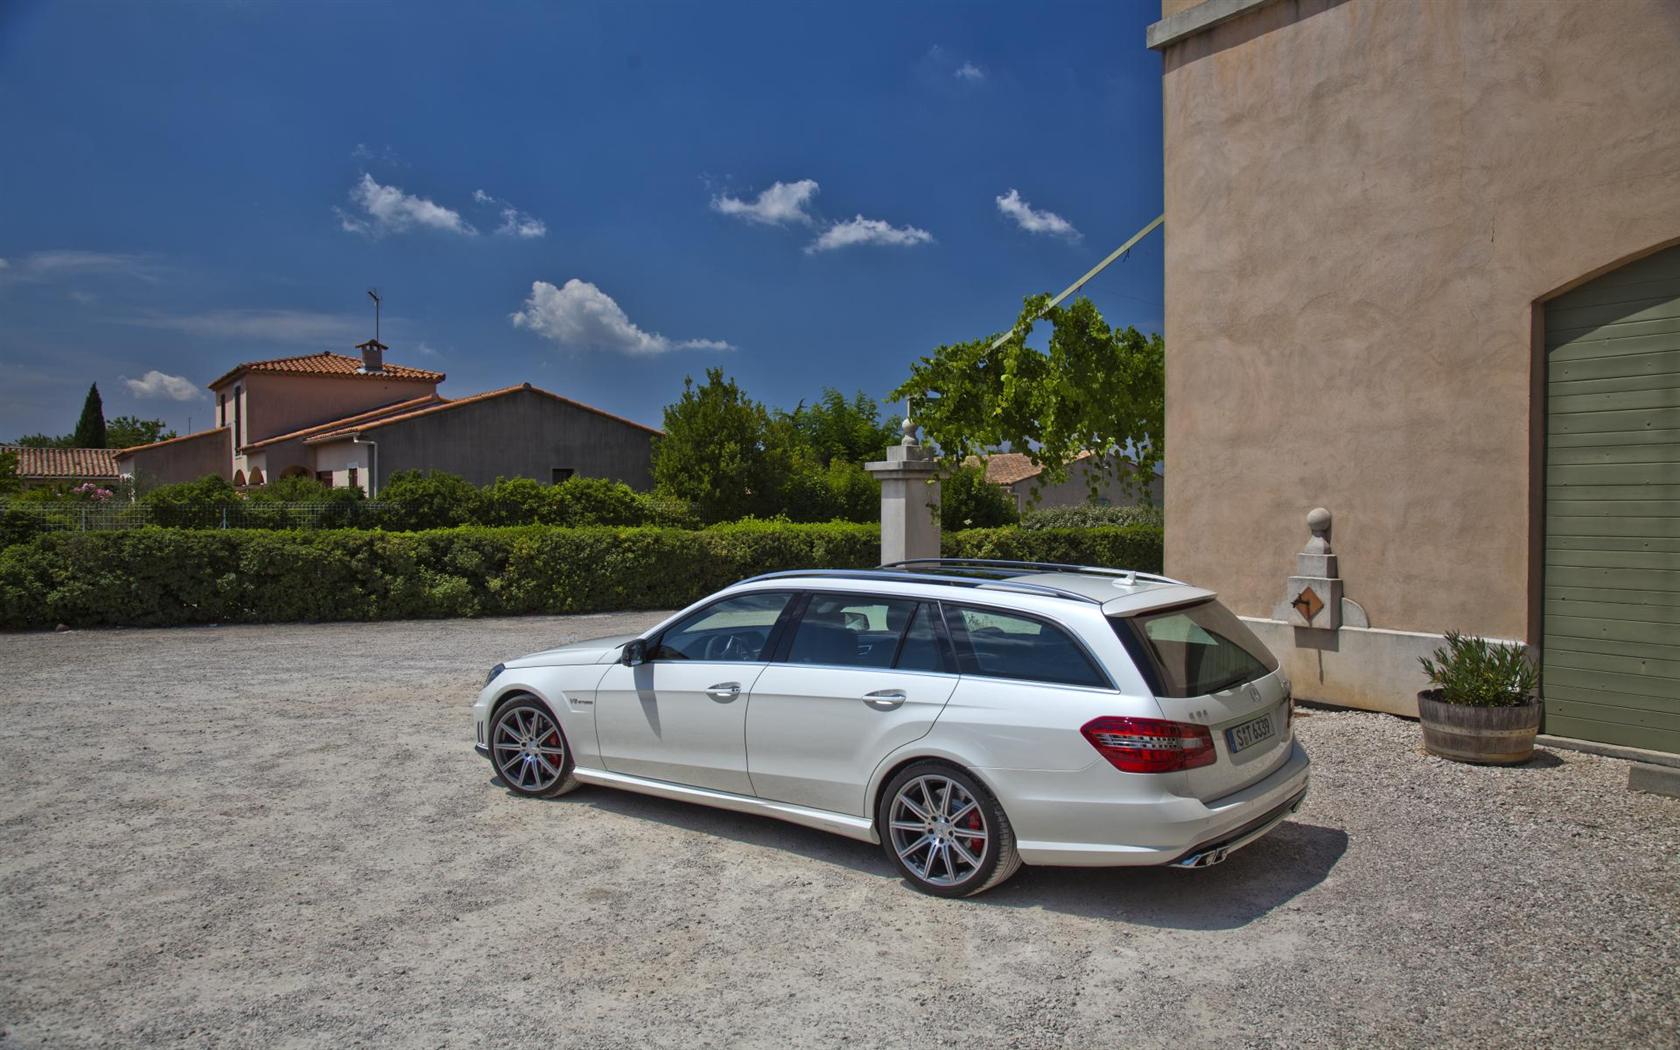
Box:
left=489, top=697, right=581, bottom=799
left=877, top=761, right=1021, bottom=898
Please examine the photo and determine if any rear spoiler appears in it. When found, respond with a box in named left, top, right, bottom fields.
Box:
left=1101, top=584, right=1217, bottom=618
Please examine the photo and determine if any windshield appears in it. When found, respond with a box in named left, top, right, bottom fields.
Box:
left=1113, top=600, right=1278, bottom=698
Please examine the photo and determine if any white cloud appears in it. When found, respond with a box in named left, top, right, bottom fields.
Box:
left=338, top=174, right=476, bottom=237
left=127, top=308, right=363, bottom=344
left=955, top=62, right=984, bottom=82
left=474, top=189, right=548, bottom=239
left=511, top=279, right=732, bottom=356
left=711, top=179, right=820, bottom=226
left=806, top=215, right=935, bottom=254
left=0, top=250, right=157, bottom=282
left=995, top=188, right=1081, bottom=240
left=123, top=370, right=202, bottom=401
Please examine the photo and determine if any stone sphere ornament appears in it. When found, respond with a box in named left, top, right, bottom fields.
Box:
left=1306, top=507, right=1332, bottom=554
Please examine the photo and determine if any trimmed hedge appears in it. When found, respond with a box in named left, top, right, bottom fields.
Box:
left=944, top=524, right=1163, bottom=574
left=0, top=522, right=1163, bottom=629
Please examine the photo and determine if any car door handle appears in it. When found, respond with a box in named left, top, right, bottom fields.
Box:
left=863, top=689, right=907, bottom=710
left=706, top=682, right=741, bottom=702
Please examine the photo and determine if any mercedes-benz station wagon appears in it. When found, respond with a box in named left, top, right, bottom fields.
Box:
left=472, top=559, right=1310, bottom=897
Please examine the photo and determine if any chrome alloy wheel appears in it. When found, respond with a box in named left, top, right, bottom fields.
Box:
left=888, top=774, right=989, bottom=887
left=493, top=706, right=567, bottom=792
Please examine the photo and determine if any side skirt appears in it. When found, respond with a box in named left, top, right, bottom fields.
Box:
left=570, top=766, right=880, bottom=845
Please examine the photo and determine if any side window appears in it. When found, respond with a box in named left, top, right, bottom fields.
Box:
left=893, top=603, right=950, bottom=673
left=945, top=605, right=1106, bottom=688
left=651, top=591, right=791, bottom=662
left=786, top=594, right=918, bottom=669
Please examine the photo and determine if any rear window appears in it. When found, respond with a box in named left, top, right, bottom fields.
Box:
left=1114, top=600, right=1278, bottom=698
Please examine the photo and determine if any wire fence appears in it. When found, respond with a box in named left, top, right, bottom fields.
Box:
left=0, top=501, right=390, bottom=532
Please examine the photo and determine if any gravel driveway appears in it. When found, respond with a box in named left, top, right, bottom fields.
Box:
left=2, top=615, right=1676, bottom=1049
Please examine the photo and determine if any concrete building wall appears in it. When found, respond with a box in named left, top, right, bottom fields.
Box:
left=324, top=388, right=656, bottom=494
left=1158, top=0, right=1680, bottom=655
left=117, top=428, right=231, bottom=488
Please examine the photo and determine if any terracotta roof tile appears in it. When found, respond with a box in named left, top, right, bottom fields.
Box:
left=982, top=450, right=1097, bottom=486
left=239, top=395, right=445, bottom=451
left=208, top=352, right=444, bottom=390
left=302, top=383, right=662, bottom=443
left=3, top=445, right=121, bottom=480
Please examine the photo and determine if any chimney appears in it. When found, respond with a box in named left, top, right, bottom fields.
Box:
left=356, top=338, right=387, bottom=373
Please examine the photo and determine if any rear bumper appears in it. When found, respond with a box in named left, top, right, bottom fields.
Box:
left=999, top=738, right=1312, bottom=867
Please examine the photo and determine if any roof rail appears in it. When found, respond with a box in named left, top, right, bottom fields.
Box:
left=883, top=558, right=1184, bottom=586
left=736, top=568, right=1102, bottom=604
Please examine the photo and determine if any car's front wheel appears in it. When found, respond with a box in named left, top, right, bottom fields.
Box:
left=877, top=762, right=1021, bottom=897
left=490, top=698, right=580, bottom=798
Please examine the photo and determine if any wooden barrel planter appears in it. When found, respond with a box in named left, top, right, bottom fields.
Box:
left=1417, top=690, right=1541, bottom=765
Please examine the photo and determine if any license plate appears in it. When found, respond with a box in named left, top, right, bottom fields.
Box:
left=1226, top=712, right=1275, bottom=754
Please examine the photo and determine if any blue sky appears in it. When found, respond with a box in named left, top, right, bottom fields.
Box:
left=0, top=0, right=1164, bottom=440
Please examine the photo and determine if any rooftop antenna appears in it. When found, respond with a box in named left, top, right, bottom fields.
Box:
left=366, top=288, right=382, bottom=343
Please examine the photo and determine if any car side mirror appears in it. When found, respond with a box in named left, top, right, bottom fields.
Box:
left=622, top=639, right=648, bottom=666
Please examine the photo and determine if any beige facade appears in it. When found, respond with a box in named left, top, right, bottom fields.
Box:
left=1152, top=0, right=1680, bottom=721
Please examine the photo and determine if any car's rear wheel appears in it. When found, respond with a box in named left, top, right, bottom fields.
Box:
left=490, top=698, right=580, bottom=798
left=877, top=762, right=1021, bottom=897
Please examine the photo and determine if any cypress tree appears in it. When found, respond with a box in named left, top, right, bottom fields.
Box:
left=72, top=383, right=107, bottom=448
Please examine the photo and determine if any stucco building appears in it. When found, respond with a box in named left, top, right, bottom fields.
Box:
left=115, top=341, right=659, bottom=492
left=1149, top=0, right=1680, bottom=753
left=983, top=452, right=1163, bottom=512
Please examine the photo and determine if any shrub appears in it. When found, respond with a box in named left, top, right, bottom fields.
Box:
left=369, top=470, right=481, bottom=530
left=943, top=524, right=1164, bottom=574
left=1419, top=631, right=1539, bottom=707
left=141, top=475, right=242, bottom=528
left=244, top=475, right=366, bottom=528
left=551, top=476, right=647, bottom=526
left=477, top=477, right=553, bottom=526
left=941, top=466, right=1019, bottom=531
left=0, top=520, right=1165, bottom=629
left=1020, top=504, right=1163, bottom=529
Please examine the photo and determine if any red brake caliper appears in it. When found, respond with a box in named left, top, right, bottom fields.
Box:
left=966, top=810, right=984, bottom=854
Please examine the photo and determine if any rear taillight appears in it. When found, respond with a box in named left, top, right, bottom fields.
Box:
left=1081, top=716, right=1217, bottom=774
left=1284, top=691, right=1294, bottom=731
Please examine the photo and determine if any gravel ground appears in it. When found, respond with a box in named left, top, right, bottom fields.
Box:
left=1, top=615, right=1677, bottom=1050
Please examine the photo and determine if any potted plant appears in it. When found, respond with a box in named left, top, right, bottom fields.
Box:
left=1417, top=631, right=1542, bottom=765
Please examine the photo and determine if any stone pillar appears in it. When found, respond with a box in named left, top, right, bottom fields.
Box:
left=1279, top=507, right=1343, bottom=630
left=865, top=416, right=941, bottom=566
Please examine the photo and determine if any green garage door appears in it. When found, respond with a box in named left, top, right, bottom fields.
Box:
left=1545, top=243, right=1680, bottom=754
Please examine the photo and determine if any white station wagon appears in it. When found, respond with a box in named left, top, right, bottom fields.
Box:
left=472, top=559, right=1310, bottom=897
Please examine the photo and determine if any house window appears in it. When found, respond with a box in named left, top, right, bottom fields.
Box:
left=348, top=467, right=359, bottom=491
left=317, top=471, right=334, bottom=487
left=551, top=467, right=575, bottom=483
left=218, top=393, right=226, bottom=427
left=233, top=385, right=243, bottom=447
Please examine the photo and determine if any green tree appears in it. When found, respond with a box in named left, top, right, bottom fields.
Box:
left=777, top=389, right=899, bottom=467
left=653, top=369, right=791, bottom=522
left=891, top=294, right=1164, bottom=501
left=14, top=433, right=73, bottom=448
left=106, top=416, right=177, bottom=449
left=0, top=448, right=19, bottom=496
left=72, top=384, right=107, bottom=449
left=941, top=465, right=1019, bottom=530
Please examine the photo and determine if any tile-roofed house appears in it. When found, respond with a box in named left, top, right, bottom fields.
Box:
left=2, top=445, right=121, bottom=488
left=302, top=382, right=659, bottom=494
left=979, top=450, right=1162, bottom=512
left=113, top=338, right=659, bottom=493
